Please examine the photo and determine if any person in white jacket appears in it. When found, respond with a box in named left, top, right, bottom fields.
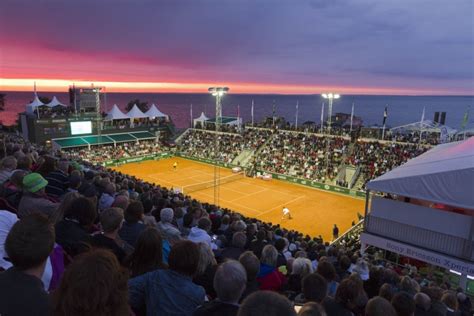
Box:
left=187, top=217, right=217, bottom=250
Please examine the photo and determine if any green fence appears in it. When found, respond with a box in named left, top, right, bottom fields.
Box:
left=103, top=152, right=172, bottom=167
left=257, top=170, right=366, bottom=199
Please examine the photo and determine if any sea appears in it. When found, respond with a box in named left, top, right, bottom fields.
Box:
left=1, top=91, right=473, bottom=130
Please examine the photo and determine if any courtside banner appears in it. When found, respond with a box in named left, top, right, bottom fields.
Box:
left=361, top=233, right=474, bottom=275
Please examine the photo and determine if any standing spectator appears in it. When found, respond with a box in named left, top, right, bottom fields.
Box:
left=0, top=214, right=55, bottom=316
left=51, top=249, right=130, bottom=316
left=17, top=172, right=59, bottom=218
left=194, top=260, right=247, bottom=316
left=128, top=240, right=206, bottom=316
left=125, top=227, right=167, bottom=278
left=45, top=158, right=70, bottom=198
left=256, top=245, right=286, bottom=291
left=119, top=201, right=146, bottom=247
left=332, top=224, right=339, bottom=240
left=237, top=291, right=296, bottom=316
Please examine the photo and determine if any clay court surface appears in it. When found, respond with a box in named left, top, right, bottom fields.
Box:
left=113, top=157, right=364, bottom=241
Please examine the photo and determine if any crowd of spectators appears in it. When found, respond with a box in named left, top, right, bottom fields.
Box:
left=0, top=132, right=470, bottom=316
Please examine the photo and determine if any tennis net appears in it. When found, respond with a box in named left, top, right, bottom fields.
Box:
left=181, top=172, right=245, bottom=194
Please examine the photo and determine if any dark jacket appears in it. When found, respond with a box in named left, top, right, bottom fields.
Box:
left=193, top=300, right=239, bottom=316
left=55, top=219, right=91, bottom=257
left=119, top=221, right=146, bottom=247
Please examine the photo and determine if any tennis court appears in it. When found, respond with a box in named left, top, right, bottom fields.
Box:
left=112, top=157, right=365, bottom=241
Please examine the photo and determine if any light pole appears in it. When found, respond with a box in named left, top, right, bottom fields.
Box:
left=321, top=93, right=340, bottom=134
left=208, top=87, right=229, bottom=206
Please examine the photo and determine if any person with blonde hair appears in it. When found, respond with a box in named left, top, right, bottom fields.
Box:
left=256, top=245, right=286, bottom=291
left=193, top=242, right=218, bottom=297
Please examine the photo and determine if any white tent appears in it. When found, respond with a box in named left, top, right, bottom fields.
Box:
left=26, top=96, right=45, bottom=114
left=126, top=104, right=148, bottom=119
left=145, top=104, right=169, bottom=119
left=391, top=120, right=457, bottom=135
left=367, top=137, right=474, bottom=209
left=45, top=96, right=67, bottom=108
left=193, top=112, right=209, bottom=127
left=105, top=104, right=129, bottom=120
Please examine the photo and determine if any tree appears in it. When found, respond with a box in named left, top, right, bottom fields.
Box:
left=126, top=99, right=149, bottom=112
left=0, top=94, right=5, bottom=111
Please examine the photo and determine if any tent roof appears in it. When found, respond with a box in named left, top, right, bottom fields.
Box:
left=127, top=104, right=148, bottom=119
left=391, top=120, right=457, bottom=135
left=145, top=104, right=168, bottom=118
left=52, top=131, right=156, bottom=148
left=105, top=104, right=129, bottom=120
left=26, top=95, right=45, bottom=112
left=367, top=137, right=474, bottom=209
left=195, top=112, right=209, bottom=121
left=45, top=96, right=67, bottom=108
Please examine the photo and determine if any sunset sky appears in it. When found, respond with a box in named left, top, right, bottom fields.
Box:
left=0, top=0, right=473, bottom=95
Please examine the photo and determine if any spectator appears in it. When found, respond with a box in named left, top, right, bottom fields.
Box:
left=414, top=292, right=431, bottom=316
left=0, top=214, right=54, bottom=316
left=441, top=291, right=461, bottom=316
left=324, top=278, right=359, bottom=316
left=45, top=158, right=70, bottom=198
left=99, top=182, right=116, bottom=211
left=194, top=260, right=247, bottom=316
left=287, top=257, right=313, bottom=294
left=193, top=242, right=218, bottom=298
left=112, top=194, right=129, bottom=211
left=237, top=291, right=296, bottom=316
left=297, top=273, right=328, bottom=304
left=256, top=244, right=286, bottom=291
left=17, top=172, right=59, bottom=218
left=297, top=302, right=327, bottom=316
left=51, top=249, right=129, bottom=316
left=128, top=240, right=206, bottom=316
left=119, top=200, right=146, bottom=246
left=125, top=227, right=167, bottom=278
left=91, top=207, right=131, bottom=263
left=249, top=229, right=267, bottom=258
left=317, top=260, right=339, bottom=297
left=0, top=210, right=18, bottom=270
left=55, top=196, right=96, bottom=257
left=156, top=207, right=182, bottom=244
left=391, top=292, right=416, bottom=316
left=365, top=297, right=397, bottom=316
left=239, top=251, right=261, bottom=302
left=332, top=224, right=339, bottom=240
left=0, top=156, right=17, bottom=184
left=275, top=238, right=288, bottom=267
left=219, top=231, right=247, bottom=262
left=188, top=217, right=215, bottom=249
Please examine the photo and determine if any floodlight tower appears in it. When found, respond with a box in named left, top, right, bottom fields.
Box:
left=209, top=87, right=229, bottom=206
left=321, top=93, right=340, bottom=134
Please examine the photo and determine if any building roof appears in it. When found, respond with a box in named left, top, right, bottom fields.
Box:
left=45, top=96, right=67, bottom=108
left=367, top=137, right=474, bottom=209
left=105, top=104, right=129, bottom=120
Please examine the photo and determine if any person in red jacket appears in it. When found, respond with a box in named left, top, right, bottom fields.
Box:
left=256, top=244, right=286, bottom=291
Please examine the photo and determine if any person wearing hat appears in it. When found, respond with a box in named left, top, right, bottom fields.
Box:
left=17, top=173, right=59, bottom=219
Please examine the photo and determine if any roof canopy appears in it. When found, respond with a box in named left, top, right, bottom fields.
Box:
left=391, top=120, right=457, bottom=135
left=26, top=96, right=45, bottom=113
left=45, top=96, right=67, bottom=108
left=105, top=104, right=129, bottom=120
left=127, top=104, right=148, bottom=119
left=52, top=131, right=156, bottom=148
left=367, top=137, right=474, bottom=209
left=145, top=104, right=168, bottom=119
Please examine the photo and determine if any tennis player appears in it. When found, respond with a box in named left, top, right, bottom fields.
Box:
left=173, top=161, right=178, bottom=171
left=282, top=207, right=292, bottom=219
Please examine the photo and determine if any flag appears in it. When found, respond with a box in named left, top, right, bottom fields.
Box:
left=320, top=102, right=325, bottom=133
left=382, top=106, right=388, bottom=126
left=350, top=102, right=355, bottom=132
left=237, top=104, right=240, bottom=118
left=461, top=106, right=470, bottom=130
left=272, top=100, right=276, bottom=125
left=190, top=104, right=193, bottom=127
left=295, top=101, right=299, bottom=128
left=251, top=99, right=254, bottom=126
left=420, top=106, right=425, bottom=123
left=34, top=81, right=37, bottom=97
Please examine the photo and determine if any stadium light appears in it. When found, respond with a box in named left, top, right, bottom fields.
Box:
left=321, top=93, right=341, bottom=134
left=208, top=87, right=229, bottom=128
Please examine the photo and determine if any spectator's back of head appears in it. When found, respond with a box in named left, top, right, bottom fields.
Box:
left=297, top=302, right=326, bottom=316
left=5, top=213, right=54, bottom=270
left=260, top=244, right=278, bottom=267
left=198, top=217, right=211, bottom=231
left=51, top=249, right=129, bottom=316
left=160, top=207, right=174, bottom=223
left=302, top=273, right=327, bottom=303
left=335, top=278, right=360, bottom=310
left=112, top=195, right=129, bottom=211
left=168, top=240, right=200, bottom=277
left=64, top=196, right=96, bottom=226
left=232, top=231, right=247, bottom=248
left=414, top=292, right=431, bottom=312
left=391, top=292, right=415, bottom=316
left=441, top=291, right=458, bottom=312
left=100, top=208, right=123, bottom=233
left=1, top=156, right=17, bottom=170
left=125, top=201, right=144, bottom=223
left=379, top=283, right=396, bottom=302
left=239, top=251, right=260, bottom=281
left=365, top=297, right=397, bottom=316
left=238, top=291, right=296, bottom=316
left=316, top=260, right=337, bottom=281
left=214, top=260, right=247, bottom=304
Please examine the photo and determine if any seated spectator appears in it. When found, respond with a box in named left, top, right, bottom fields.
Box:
left=237, top=291, right=297, bottom=316
left=193, top=242, right=218, bottom=298
left=194, top=260, right=247, bottom=316
left=119, top=201, right=146, bottom=247
left=67, top=173, right=82, bottom=193
left=0, top=214, right=54, bottom=316
left=188, top=217, right=215, bottom=249
left=456, top=290, right=472, bottom=316
left=99, top=182, right=116, bottom=211
left=112, top=194, right=130, bottom=211
left=379, top=283, right=397, bottom=302
left=128, top=240, right=206, bottom=316
left=219, top=231, right=247, bottom=262
left=441, top=291, right=461, bottom=316
left=156, top=207, right=182, bottom=244
left=17, top=172, right=59, bottom=218
left=287, top=257, right=313, bottom=295
left=55, top=196, right=96, bottom=257
left=91, top=207, right=131, bottom=263
left=239, top=251, right=261, bottom=302
left=256, top=244, right=286, bottom=291
left=0, top=210, right=18, bottom=270
left=53, top=191, right=80, bottom=224
left=365, top=297, right=397, bottom=316
left=317, top=260, right=339, bottom=297
left=323, top=278, right=359, bottom=316
left=297, top=302, right=326, bottom=316
left=275, top=238, right=288, bottom=267
left=0, top=156, right=17, bottom=184
left=45, top=158, right=69, bottom=198
left=51, top=249, right=129, bottom=316
left=125, top=227, right=167, bottom=278
left=1, top=169, right=26, bottom=210
left=391, top=292, right=415, bottom=316
left=249, top=230, right=267, bottom=258
left=414, top=292, right=431, bottom=316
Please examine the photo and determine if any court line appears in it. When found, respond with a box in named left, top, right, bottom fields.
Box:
left=255, top=195, right=306, bottom=217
